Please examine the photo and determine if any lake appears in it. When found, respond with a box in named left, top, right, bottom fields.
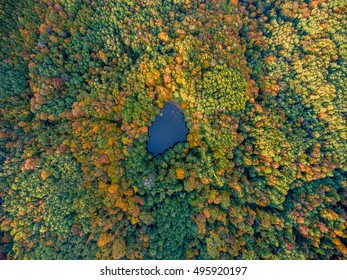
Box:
left=147, top=102, right=188, bottom=156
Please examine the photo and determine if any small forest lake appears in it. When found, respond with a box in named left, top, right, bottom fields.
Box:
left=147, top=102, right=188, bottom=156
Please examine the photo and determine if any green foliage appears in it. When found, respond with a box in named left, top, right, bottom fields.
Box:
left=0, top=62, right=27, bottom=99
left=197, top=64, right=248, bottom=114
left=146, top=194, right=198, bottom=259
left=2, top=153, right=93, bottom=259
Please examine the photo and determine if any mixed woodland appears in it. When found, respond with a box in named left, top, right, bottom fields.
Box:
left=1, top=0, right=347, bottom=259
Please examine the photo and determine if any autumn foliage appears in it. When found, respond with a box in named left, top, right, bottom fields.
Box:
left=0, top=0, right=346, bottom=260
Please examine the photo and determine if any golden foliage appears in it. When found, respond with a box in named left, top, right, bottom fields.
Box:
left=40, top=170, right=50, bottom=180
left=200, top=177, right=209, bottom=185
left=158, top=31, right=169, bottom=42
left=97, top=233, right=112, bottom=248
left=176, top=168, right=185, bottom=180
left=108, top=184, right=119, bottom=194
left=98, top=50, right=107, bottom=62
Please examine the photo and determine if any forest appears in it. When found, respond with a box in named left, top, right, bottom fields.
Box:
left=0, top=0, right=346, bottom=259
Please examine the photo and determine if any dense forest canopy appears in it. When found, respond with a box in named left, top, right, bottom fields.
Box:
left=0, top=0, right=346, bottom=259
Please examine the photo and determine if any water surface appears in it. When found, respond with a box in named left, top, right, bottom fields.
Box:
left=147, top=102, right=188, bottom=156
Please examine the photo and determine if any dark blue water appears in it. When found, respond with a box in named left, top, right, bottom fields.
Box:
left=147, top=102, right=188, bottom=156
